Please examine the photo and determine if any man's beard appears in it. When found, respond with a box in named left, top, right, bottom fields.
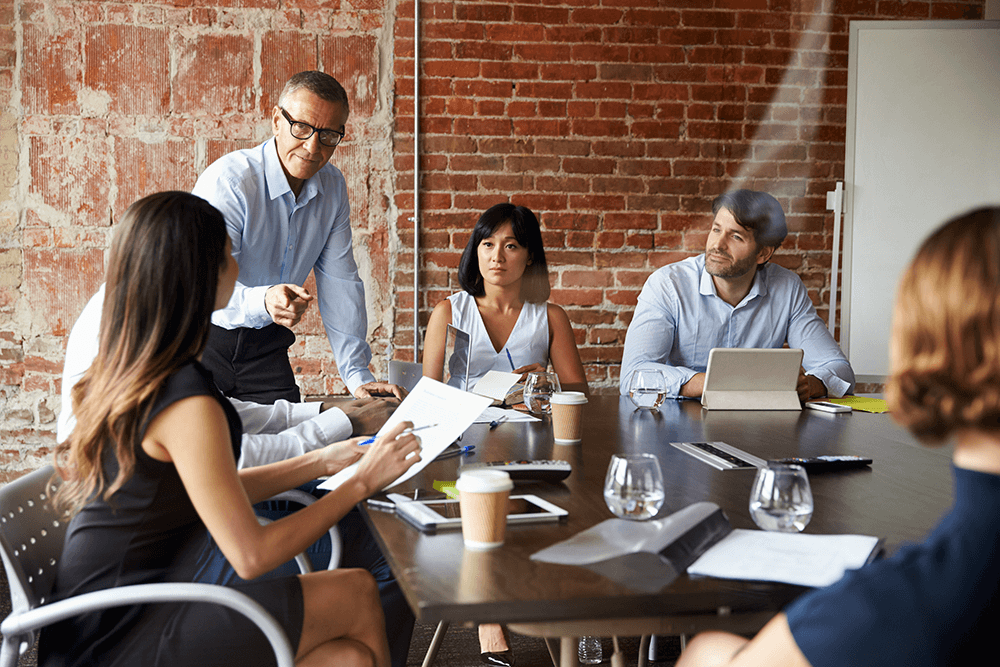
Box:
left=705, top=250, right=757, bottom=278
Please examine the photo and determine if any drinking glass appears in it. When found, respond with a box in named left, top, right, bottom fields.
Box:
left=603, top=453, right=666, bottom=521
left=627, top=369, right=667, bottom=410
left=524, top=371, right=560, bottom=415
left=749, top=463, right=814, bottom=532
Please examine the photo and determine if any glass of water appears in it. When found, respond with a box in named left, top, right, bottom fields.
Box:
left=524, top=371, right=560, bottom=415
left=604, top=453, right=666, bottom=521
left=749, top=463, right=814, bottom=532
left=627, top=369, right=667, bottom=410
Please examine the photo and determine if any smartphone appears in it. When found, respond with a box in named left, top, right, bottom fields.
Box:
left=806, top=401, right=851, bottom=413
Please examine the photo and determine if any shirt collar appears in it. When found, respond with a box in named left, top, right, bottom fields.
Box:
left=262, top=138, right=322, bottom=205
left=698, top=254, right=770, bottom=305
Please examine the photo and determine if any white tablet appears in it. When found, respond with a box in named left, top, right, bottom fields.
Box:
left=701, top=348, right=803, bottom=411
left=387, top=493, right=568, bottom=534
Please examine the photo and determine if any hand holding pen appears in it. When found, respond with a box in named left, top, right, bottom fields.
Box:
left=353, top=421, right=423, bottom=495
left=359, top=423, right=439, bottom=446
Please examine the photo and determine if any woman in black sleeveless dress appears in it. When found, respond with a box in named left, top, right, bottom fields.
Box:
left=43, top=192, right=421, bottom=667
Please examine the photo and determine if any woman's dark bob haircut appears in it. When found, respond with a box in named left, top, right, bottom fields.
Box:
left=457, top=203, right=550, bottom=303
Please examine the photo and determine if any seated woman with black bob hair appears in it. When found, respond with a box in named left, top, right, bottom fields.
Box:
left=423, top=203, right=586, bottom=666
left=44, top=191, right=420, bottom=667
left=675, top=207, right=1000, bottom=667
left=423, top=202, right=587, bottom=394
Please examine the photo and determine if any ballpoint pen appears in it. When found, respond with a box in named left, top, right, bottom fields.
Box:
left=435, top=444, right=475, bottom=461
left=359, top=423, right=439, bottom=446
left=489, top=415, right=507, bottom=430
left=505, top=348, right=515, bottom=371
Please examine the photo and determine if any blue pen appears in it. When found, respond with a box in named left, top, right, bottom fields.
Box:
left=436, top=445, right=475, bottom=461
left=505, top=348, right=515, bottom=370
left=359, top=423, right=438, bottom=446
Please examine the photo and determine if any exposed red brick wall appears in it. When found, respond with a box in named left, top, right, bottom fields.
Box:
left=1, top=0, right=395, bottom=472
left=391, top=0, right=985, bottom=390
left=0, top=0, right=987, bottom=478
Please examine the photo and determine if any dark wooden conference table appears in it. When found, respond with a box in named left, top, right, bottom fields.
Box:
left=360, top=395, right=955, bottom=665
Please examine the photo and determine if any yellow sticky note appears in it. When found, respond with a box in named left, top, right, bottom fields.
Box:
left=433, top=480, right=458, bottom=498
left=828, top=397, right=889, bottom=414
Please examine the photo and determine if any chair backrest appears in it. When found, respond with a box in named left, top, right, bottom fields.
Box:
left=0, top=466, right=67, bottom=614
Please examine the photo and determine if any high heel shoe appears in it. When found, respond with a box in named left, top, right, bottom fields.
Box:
left=480, top=650, right=516, bottom=667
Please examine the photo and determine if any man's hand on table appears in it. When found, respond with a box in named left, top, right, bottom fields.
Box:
left=340, top=397, right=401, bottom=436
left=265, top=283, right=314, bottom=327
left=797, top=366, right=828, bottom=402
left=354, top=381, right=407, bottom=400
left=680, top=372, right=706, bottom=398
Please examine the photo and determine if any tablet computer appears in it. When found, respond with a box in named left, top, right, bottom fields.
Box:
left=387, top=493, right=568, bottom=534
left=701, top=348, right=803, bottom=410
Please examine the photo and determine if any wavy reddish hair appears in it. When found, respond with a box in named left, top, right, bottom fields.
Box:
left=887, top=207, right=1000, bottom=443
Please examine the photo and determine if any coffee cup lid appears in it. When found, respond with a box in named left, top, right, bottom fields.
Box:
left=456, top=469, right=514, bottom=493
left=551, top=391, right=588, bottom=405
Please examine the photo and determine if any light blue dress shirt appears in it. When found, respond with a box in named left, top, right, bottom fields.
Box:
left=619, top=254, right=855, bottom=398
left=193, top=139, right=375, bottom=394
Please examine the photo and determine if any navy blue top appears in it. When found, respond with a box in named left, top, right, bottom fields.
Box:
left=787, top=465, right=1000, bottom=667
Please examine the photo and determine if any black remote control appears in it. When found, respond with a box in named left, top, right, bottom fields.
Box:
left=459, top=460, right=572, bottom=482
left=775, top=455, right=873, bottom=473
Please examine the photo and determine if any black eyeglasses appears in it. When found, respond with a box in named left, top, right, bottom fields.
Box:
left=279, top=108, right=345, bottom=148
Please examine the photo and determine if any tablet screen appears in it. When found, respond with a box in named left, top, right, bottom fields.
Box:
left=422, top=497, right=552, bottom=519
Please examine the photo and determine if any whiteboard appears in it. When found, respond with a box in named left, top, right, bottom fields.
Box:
left=842, top=21, right=1000, bottom=382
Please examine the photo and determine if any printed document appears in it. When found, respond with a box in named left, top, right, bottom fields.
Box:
left=318, top=377, right=492, bottom=492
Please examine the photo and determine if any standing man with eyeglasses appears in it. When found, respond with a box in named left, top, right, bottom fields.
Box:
left=191, top=71, right=415, bottom=667
left=193, top=70, right=403, bottom=404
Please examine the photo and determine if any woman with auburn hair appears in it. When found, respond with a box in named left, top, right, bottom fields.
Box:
left=422, top=202, right=587, bottom=667
left=43, top=191, right=420, bottom=667
left=675, top=207, right=1000, bottom=667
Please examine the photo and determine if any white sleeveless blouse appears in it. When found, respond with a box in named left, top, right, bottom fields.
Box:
left=446, top=291, right=550, bottom=389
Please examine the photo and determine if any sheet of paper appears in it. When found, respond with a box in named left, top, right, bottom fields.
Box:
left=828, top=396, right=889, bottom=413
left=472, top=370, right=522, bottom=401
left=473, top=406, right=540, bottom=424
left=318, top=377, right=492, bottom=492
left=687, top=529, right=880, bottom=588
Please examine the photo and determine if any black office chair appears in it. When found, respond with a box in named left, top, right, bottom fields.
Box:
left=0, top=466, right=296, bottom=667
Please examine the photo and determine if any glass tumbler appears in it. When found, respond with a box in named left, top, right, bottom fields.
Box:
left=603, top=453, right=666, bottom=521
left=627, top=369, right=667, bottom=410
left=749, top=463, right=814, bottom=532
left=524, top=371, right=560, bottom=415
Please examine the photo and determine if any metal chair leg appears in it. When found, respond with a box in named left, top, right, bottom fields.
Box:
left=420, top=621, right=450, bottom=667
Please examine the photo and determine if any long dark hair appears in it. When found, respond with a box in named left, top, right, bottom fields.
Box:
left=54, top=192, right=230, bottom=512
left=457, top=202, right=550, bottom=302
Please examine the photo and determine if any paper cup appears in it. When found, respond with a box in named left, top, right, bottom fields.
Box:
left=456, top=469, right=514, bottom=551
left=550, top=391, right=588, bottom=443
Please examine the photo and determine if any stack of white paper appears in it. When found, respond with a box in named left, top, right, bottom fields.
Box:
left=687, top=529, right=880, bottom=588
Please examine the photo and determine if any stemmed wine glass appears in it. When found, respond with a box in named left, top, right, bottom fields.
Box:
left=749, top=463, right=814, bottom=532
left=603, top=453, right=666, bottom=521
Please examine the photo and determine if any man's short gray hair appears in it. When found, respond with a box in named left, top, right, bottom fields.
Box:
left=277, top=71, right=350, bottom=115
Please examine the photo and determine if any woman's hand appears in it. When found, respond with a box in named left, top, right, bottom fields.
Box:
left=353, top=421, right=423, bottom=496
left=316, top=437, right=367, bottom=476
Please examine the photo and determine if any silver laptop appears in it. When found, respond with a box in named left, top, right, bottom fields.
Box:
left=443, top=324, right=471, bottom=391
left=701, top=348, right=803, bottom=411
